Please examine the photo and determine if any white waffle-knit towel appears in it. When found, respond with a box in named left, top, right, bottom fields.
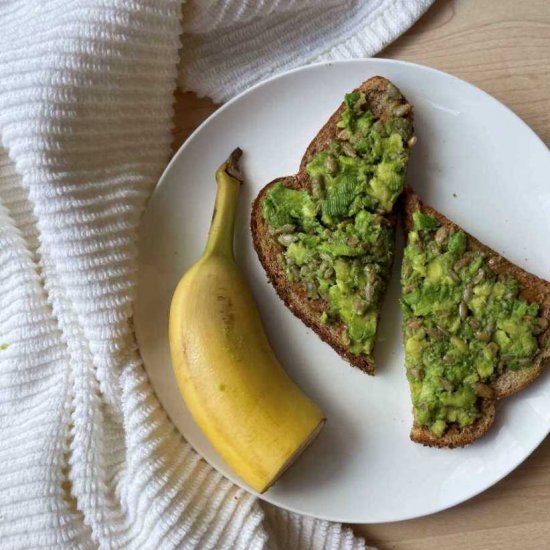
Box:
left=180, top=0, right=433, bottom=101
left=0, top=1, right=432, bottom=548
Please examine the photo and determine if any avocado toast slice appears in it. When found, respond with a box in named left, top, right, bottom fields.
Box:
left=251, top=77, right=416, bottom=374
left=401, top=189, right=550, bottom=447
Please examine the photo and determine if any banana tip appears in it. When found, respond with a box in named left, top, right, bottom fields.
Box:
left=225, top=148, right=243, bottom=182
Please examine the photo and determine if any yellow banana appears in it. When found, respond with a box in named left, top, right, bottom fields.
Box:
left=169, top=149, right=325, bottom=493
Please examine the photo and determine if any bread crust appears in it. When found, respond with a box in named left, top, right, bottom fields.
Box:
left=251, top=77, right=413, bottom=374
left=402, top=187, right=550, bottom=447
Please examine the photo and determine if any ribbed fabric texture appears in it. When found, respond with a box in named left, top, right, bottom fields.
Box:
left=179, top=0, right=434, bottom=102
left=0, top=1, right=431, bottom=548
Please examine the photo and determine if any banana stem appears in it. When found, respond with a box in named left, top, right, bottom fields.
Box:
left=204, top=148, right=243, bottom=258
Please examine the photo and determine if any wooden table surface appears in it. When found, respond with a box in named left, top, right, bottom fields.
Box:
left=171, top=1, right=550, bottom=548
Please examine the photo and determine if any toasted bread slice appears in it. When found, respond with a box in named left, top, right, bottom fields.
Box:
left=251, top=77, right=414, bottom=374
left=411, top=398, right=496, bottom=449
left=402, top=188, right=550, bottom=447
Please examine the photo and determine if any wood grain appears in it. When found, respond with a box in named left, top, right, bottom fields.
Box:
left=171, top=0, right=550, bottom=547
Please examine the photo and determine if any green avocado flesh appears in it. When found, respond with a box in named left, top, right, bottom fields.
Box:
left=402, top=211, right=545, bottom=437
left=261, top=89, right=413, bottom=356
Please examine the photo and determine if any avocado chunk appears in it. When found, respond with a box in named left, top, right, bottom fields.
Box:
left=401, top=212, right=541, bottom=437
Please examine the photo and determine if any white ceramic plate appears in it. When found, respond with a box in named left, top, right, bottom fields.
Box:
left=135, top=59, right=550, bottom=524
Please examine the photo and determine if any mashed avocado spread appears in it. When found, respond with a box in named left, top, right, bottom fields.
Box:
left=402, top=212, right=545, bottom=437
left=262, top=89, right=413, bottom=355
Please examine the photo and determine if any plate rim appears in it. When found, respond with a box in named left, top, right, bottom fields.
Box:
left=138, top=58, right=550, bottom=524
left=160, top=58, right=548, bottom=195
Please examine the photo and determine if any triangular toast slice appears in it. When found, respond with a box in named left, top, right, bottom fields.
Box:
left=401, top=188, right=550, bottom=447
left=251, top=77, right=416, bottom=373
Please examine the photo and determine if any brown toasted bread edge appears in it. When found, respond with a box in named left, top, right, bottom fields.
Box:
left=251, top=76, right=414, bottom=375
left=402, top=187, right=550, bottom=447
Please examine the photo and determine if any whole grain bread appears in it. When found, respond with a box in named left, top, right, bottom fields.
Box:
left=402, top=187, right=550, bottom=447
left=251, top=77, right=414, bottom=374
